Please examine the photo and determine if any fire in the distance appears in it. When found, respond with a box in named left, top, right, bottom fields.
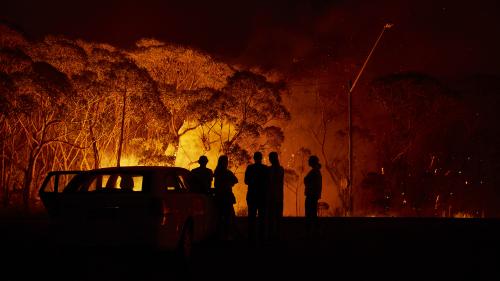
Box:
left=0, top=23, right=498, bottom=217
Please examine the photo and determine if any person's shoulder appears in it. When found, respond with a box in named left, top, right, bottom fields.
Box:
left=305, top=169, right=315, bottom=178
left=259, top=164, right=269, bottom=174
left=227, top=169, right=237, bottom=179
left=279, top=166, right=285, bottom=175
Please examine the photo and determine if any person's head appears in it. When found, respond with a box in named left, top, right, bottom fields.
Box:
left=198, top=155, right=208, bottom=167
left=120, top=175, right=134, bottom=191
left=216, top=155, right=229, bottom=170
left=308, top=155, right=321, bottom=169
left=269, top=151, right=279, bottom=166
left=253, top=152, right=263, bottom=163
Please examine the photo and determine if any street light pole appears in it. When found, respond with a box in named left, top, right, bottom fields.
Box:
left=347, top=23, right=393, bottom=216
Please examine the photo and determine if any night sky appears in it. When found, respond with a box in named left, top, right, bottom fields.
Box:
left=2, top=0, right=500, bottom=79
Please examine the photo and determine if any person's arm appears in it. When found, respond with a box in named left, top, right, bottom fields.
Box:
left=315, top=172, right=322, bottom=199
left=231, top=171, right=239, bottom=185
left=304, top=172, right=310, bottom=196
left=209, top=170, right=214, bottom=186
left=279, top=167, right=285, bottom=188
left=244, top=166, right=250, bottom=185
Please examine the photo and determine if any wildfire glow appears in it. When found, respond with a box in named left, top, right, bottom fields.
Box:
left=0, top=22, right=497, bottom=217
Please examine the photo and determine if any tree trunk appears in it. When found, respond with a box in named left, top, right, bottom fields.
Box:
left=1, top=139, right=6, bottom=207
left=2, top=184, right=9, bottom=208
left=296, top=185, right=299, bottom=216
left=169, top=135, right=180, bottom=165
left=89, top=119, right=100, bottom=169
left=117, top=92, right=126, bottom=167
left=22, top=153, right=36, bottom=211
left=22, top=144, right=44, bottom=211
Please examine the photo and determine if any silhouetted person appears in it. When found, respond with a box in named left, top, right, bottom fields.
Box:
left=244, top=151, right=268, bottom=245
left=120, top=175, right=134, bottom=191
left=190, top=155, right=213, bottom=194
left=304, top=155, right=322, bottom=237
left=267, top=151, right=284, bottom=241
left=214, top=155, right=238, bottom=240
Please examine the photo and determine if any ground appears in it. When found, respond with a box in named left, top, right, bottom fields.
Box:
left=1, top=214, right=499, bottom=281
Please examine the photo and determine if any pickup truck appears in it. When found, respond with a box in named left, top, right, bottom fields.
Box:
left=38, top=166, right=217, bottom=258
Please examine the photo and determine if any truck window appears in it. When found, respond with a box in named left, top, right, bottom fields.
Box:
left=177, top=174, right=189, bottom=191
left=102, top=174, right=143, bottom=192
left=163, top=174, right=180, bottom=192
left=41, top=173, right=79, bottom=193
left=64, top=174, right=144, bottom=192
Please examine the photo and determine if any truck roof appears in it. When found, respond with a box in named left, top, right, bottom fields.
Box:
left=46, top=166, right=190, bottom=175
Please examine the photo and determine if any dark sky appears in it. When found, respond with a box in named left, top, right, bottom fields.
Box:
left=2, top=0, right=500, bottom=79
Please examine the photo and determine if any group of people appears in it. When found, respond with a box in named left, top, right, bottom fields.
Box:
left=188, top=152, right=323, bottom=243
left=244, top=151, right=284, bottom=244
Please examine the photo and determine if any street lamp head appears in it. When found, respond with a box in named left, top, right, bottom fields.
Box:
left=384, top=23, right=394, bottom=29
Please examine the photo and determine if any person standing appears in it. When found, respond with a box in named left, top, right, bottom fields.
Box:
left=190, top=155, right=213, bottom=194
left=213, top=155, right=238, bottom=240
left=304, top=155, right=322, bottom=237
left=244, top=151, right=268, bottom=245
left=267, top=151, right=284, bottom=242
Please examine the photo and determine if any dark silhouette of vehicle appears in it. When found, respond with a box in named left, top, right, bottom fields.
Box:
left=38, top=166, right=217, bottom=258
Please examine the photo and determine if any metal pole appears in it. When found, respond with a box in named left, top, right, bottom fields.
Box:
left=348, top=81, right=353, bottom=216
left=347, top=23, right=393, bottom=216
